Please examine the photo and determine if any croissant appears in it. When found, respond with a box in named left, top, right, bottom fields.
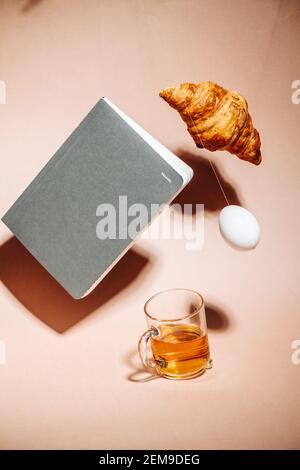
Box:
left=159, top=81, right=262, bottom=165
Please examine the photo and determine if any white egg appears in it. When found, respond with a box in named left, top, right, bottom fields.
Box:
left=219, top=205, right=260, bottom=250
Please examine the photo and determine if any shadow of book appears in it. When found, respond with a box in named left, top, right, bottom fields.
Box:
left=0, top=237, right=150, bottom=333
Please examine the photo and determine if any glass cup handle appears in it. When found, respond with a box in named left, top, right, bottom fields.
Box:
left=138, top=327, right=159, bottom=372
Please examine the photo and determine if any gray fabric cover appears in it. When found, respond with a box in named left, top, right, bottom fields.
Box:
left=2, top=98, right=184, bottom=298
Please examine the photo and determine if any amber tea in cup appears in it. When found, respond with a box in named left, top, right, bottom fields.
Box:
left=139, top=289, right=212, bottom=380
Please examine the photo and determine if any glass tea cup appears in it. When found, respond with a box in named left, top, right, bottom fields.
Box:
left=138, top=288, right=212, bottom=380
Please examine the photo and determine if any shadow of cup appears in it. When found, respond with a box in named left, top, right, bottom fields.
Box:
left=125, top=348, right=160, bottom=383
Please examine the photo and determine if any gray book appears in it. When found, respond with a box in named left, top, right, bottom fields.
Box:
left=2, top=98, right=193, bottom=299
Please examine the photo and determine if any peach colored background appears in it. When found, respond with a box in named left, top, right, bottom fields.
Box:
left=0, top=0, right=300, bottom=450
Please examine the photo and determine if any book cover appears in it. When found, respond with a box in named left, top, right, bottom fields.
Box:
left=2, top=98, right=192, bottom=299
